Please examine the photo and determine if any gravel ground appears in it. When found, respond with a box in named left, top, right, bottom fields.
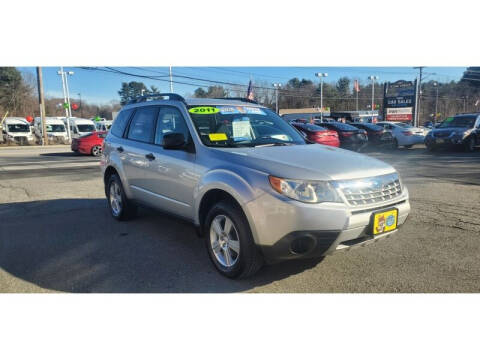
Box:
left=0, top=145, right=479, bottom=293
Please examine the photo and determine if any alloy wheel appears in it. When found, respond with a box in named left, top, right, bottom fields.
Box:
left=209, top=215, right=240, bottom=267
left=92, top=145, right=101, bottom=156
left=109, top=181, right=122, bottom=216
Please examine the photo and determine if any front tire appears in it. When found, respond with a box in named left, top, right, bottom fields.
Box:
left=204, top=200, right=263, bottom=279
left=392, top=138, right=399, bottom=149
left=106, top=174, right=137, bottom=221
left=464, top=136, right=475, bottom=152
left=426, top=142, right=436, bottom=151
left=91, top=145, right=102, bottom=157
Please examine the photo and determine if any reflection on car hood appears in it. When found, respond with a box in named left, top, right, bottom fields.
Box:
left=215, top=144, right=396, bottom=181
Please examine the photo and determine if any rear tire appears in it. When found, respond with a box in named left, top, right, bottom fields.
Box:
left=204, top=200, right=264, bottom=279
left=106, top=174, right=137, bottom=221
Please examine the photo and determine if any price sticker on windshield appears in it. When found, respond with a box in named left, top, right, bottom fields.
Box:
left=189, top=107, right=220, bottom=115
left=208, top=133, right=228, bottom=141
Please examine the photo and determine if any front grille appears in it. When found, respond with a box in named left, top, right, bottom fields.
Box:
left=335, top=173, right=402, bottom=206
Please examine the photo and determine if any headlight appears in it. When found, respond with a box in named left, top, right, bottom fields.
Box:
left=269, top=175, right=342, bottom=203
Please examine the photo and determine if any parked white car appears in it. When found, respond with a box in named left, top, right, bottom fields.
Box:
left=376, top=121, right=426, bottom=148
left=33, top=117, right=69, bottom=143
left=63, top=117, right=96, bottom=138
left=1, top=117, right=34, bottom=144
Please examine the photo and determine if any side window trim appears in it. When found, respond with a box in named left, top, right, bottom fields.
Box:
left=122, top=108, right=137, bottom=138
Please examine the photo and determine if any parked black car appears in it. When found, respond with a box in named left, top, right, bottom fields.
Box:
left=348, top=122, right=395, bottom=148
left=315, top=121, right=368, bottom=151
left=425, top=113, right=480, bottom=152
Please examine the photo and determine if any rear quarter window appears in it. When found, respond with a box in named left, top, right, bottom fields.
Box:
left=110, top=109, right=134, bottom=137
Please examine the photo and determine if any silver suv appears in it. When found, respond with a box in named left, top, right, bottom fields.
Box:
left=101, top=94, right=410, bottom=278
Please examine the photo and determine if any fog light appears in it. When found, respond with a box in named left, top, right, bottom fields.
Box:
left=290, top=235, right=317, bottom=255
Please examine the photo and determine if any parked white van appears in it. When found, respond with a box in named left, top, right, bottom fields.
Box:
left=1, top=117, right=34, bottom=144
left=95, top=120, right=113, bottom=131
left=34, top=117, right=69, bottom=143
left=63, top=117, right=96, bottom=138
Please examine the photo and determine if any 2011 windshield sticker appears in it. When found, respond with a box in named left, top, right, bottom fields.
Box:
left=188, top=107, right=220, bottom=114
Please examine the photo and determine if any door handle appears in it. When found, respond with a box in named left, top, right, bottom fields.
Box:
left=145, top=153, right=155, bottom=161
left=117, top=146, right=124, bottom=153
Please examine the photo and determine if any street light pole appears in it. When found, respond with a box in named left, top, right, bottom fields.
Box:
left=36, top=67, right=48, bottom=146
left=169, top=66, right=174, bottom=92
left=58, top=67, right=69, bottom=118
left=64, top=71, right=74, bottom=118
left=57, top=68, right=71, bottom=141
left=315, top=73, right=328, bottom=121
left=368, top=75, right=379, bottom=115
left=272, top=83, right=282, bottom=114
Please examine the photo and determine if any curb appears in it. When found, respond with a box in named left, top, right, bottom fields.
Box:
left=0, top=145, right=71, bottom=150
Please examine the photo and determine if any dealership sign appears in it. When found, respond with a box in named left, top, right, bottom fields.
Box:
left=386, top=107, right=413, bottom=121
left=383, top=80, right=417, bottom=122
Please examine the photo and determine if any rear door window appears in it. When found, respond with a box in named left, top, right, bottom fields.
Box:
left=126, top=106, right=158, bottom=143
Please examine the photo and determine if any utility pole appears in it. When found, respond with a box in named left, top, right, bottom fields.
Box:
left=414, top=66, right=424, bottom=127
left=315, top=73, right=328, bottom=121
left=433, top=82, right=439, bottom=124
left=36, top=67, right=48, bottom=146
left=169, top=66, right=174, bottom=92
left=463, top=96, right=467, bottom=112
left=272, top=83, right=282, bottom=114
left=355, top=80, right=359, bottom=112
left=78, top=93, right=83, bottom=118
left=368, top=76, right=379, bottom=114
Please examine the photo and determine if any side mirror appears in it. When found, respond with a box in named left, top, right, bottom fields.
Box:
left=163, top=132, right=186, bottom=149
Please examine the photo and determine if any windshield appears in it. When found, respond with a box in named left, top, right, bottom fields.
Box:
left=318, top=122, right=358, bottom=131
left=352, top=123, right=383, bottom=131
left=187, top=105, right=306, bottom=147
left=77, top=124, right=96, bottom=133
left=395, top=123, right=412, bottom=128
left=7, top=124, right=30, bottom=132
left=46, top=124, right=66, bottom=132
left=438, top=115, right=475, bottom=128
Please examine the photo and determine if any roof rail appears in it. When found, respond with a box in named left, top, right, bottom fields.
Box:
left=212, top=97, right=259, bottom=104
left=127, top=93, right=186, bottom=105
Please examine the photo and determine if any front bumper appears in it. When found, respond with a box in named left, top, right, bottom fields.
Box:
left=401, top=135, right=425, bottom=146
left=245, top=190, right=410, bottom=264
left=425, top=136, right=464, bottom=147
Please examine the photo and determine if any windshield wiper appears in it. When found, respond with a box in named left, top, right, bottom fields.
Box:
left=254, top=142, right=294, bottom=147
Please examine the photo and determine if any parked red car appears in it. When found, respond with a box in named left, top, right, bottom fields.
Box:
left=71, top=131, right=107, bottom=156
left=291, top=122, right=340, bottom=147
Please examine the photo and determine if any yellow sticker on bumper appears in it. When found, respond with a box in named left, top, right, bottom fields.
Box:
left=373, top=209, right=398, bottom=235
left=208, top=133, right=228, bottom=141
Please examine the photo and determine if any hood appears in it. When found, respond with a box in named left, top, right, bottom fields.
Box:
left=213, top=144, right=396, bottom=181
left=430, top=127, right=470, bottom=137
left=432, top=126, right=469, bottom=133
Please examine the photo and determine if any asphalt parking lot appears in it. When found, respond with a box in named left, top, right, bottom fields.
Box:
left=0, top=145, right=479, bottom=293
